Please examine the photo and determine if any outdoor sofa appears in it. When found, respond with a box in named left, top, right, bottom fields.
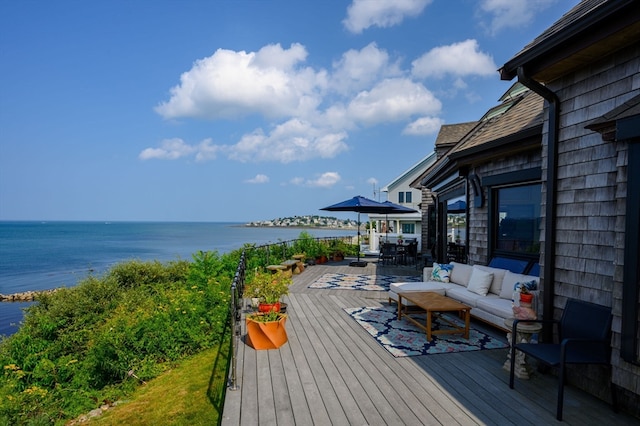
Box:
left=388, top=261, right=539, bottom=331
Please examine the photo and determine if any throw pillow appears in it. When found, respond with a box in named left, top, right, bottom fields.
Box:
left=431, top=263, right=453, bottom=283
left=467, top=268, right=494, bottom=296
left=514, top=280, right=538, bottom=292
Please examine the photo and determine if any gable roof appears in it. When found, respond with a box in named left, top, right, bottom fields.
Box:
left=420, top=90, right=543, bottom=187
left=500, top=0, right=640, bottom=83
left=435, top=122, right=478, bottom=148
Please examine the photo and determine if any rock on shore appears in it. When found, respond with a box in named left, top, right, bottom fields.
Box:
left=0, top=289, right=58, bottom=302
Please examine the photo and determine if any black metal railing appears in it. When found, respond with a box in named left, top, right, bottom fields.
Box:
left=226, top=235, right=354, bottom=390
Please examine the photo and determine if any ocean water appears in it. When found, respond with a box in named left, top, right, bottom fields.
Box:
left=0, top=221, right=356, bottom=336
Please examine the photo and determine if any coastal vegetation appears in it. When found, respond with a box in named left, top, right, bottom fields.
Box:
left=0, top=232, right=356, bottom=425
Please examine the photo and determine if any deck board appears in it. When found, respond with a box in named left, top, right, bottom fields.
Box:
left=222, top=259, right=638, bottom=425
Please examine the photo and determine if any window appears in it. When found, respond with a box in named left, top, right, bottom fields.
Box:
left=398, top=192, right=404, bottom=203
left=402, top=223, right=415, bottom=234
left=405, top=191, right=412, bottom=203
left=493, top=183, right=541, bottom=256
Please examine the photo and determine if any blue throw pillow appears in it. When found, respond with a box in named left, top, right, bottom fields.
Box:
left=431, top=263, right=453, bottom=283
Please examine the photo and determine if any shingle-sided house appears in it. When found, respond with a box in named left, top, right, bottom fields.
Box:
left=416, top=0, right=640, bottom=417
left=414, top=84, right=544, bottom=269
left=497, top=0, right=640, bottom=415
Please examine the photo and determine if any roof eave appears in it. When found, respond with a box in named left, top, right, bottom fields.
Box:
left=499, top=0, right=638, bottom=81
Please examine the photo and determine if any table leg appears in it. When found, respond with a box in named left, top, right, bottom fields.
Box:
left=426, top=310, right=433, bottom=341
left=397, top=295, right=403, bottom=320
left=463, top=309, right=470, bottom=339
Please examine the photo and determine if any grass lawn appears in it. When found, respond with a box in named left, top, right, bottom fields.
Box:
left=90, top=344, right=229, bottom=426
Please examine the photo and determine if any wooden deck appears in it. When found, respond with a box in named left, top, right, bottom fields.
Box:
left=221, top=259, right=637, bottom=425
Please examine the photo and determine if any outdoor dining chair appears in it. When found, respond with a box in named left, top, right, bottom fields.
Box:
left=509, top=299, right=615, bottom=421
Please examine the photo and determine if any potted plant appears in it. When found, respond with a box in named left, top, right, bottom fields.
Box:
left=244, top=269, right=292, bottom=350
left=516, top=280, right=537, bottom=304
left=330, top=239, right=345, bottom=261
left=244, top=269, right=291, bottom=313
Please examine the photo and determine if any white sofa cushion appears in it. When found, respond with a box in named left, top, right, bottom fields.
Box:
left=445, top=286, right=484, bottom=308
left=467, top=267, right=494, bottom=296
left=474, top=265, right=507, bottom=295
left=500, top=271, right=540, bottom=300
left=389, top=281, right=447, bottom=295
left=476, top=296, right=513, bottom=320
left=449, top=261, right=473, bottom=287
left=388, top=281, right=451, bottom=306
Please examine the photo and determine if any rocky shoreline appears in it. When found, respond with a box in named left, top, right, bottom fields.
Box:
left=0, top=289, right=58, bottom=302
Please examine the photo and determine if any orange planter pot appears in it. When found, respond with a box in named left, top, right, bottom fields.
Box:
left=520, top=293, right=534, bottom=304
left=246, top=314, right=288, bottom=350
left=258, top=302, right=281, bottom=313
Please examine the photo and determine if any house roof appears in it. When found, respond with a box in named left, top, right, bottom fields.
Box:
left=500, top=0, right=640, bottom=82
left=434, top=122, right=478, bottom=148
left=420, top=90, right=543, bottom=188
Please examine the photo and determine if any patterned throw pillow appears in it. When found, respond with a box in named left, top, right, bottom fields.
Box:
left=513, top=280, right=538, bottom=292
left=431, top=263, right=453, bottom=283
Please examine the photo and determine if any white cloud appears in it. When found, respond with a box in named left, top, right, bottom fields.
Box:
left=245, top=174, right=269, bottom=184
left=412, top=39, right=497, bottom=79
left=403, top=116, right=444, bottom=135
left=343, top=0, right=432, bottom=33
left=139, top=138, right=195, bottom=160
left=139, top=138, right=220, bottom=162
left=479, top=0, right=556, bottom=35
left=290, top=172, right=341, bottom=187
left=347, top=78, right=441, bottom=125
left=155, top=43, right=326, bottom=120
left=330, top=43, right=401, bottom=94
left=227, top=119, right=349, bottom=163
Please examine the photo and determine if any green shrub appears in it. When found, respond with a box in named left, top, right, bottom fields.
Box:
left=0, top=256, right=230, bottom=425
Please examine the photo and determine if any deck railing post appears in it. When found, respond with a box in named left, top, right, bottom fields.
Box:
left=227, top=250, right=246, bottom=391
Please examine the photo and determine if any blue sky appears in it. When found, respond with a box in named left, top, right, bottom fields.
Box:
left=0, top=0, right=578, bottom=222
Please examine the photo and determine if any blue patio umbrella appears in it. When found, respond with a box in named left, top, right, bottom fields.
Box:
left=321, top=195, right=397, bottom=266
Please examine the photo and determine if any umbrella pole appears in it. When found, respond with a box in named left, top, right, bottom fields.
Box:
left=350, top=212, right=367, bottom=267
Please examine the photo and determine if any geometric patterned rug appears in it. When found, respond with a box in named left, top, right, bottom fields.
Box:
left=344, top=305, right=509, bottom=357
left=308, top=273, right=421, bottom=291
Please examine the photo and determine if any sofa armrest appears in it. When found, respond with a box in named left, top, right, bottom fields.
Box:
left=423, top=267, right=433, bottom=282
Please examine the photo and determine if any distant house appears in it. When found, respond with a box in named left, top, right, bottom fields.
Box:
left=367, top=152, right=437, bottom=251
left=416, top=0, right=639, bottom=417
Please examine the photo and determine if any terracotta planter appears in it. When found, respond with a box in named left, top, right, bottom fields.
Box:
left=245, top=314, right=288, bottom=350
left=258, top=302, right=281, bottom=313
left=316, top=255, right=328, bottom=264
left=520, top=293, right=534, bottom=304
left=332, top=254, right=344, bottom=262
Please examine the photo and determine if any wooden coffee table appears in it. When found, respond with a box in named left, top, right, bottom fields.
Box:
left=397, top=291, right=471, bottom=341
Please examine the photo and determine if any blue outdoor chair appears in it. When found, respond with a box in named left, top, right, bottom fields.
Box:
left=509, top=299, right=615, bottom=421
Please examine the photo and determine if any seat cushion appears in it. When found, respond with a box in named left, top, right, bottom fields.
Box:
left=388, top=281, right=448, bottom=305
left=476, top=296, right=513, bottom=320
left=445, top=286, right=483, bottom=307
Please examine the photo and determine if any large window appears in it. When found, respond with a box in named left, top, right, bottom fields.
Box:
left=398, top=192, right=404, bottom=203
left=405, top=191, right=412, bottom=203
left=401, top=223, right=415, bottom=234
left=494, top=184, right=541, bottom=255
